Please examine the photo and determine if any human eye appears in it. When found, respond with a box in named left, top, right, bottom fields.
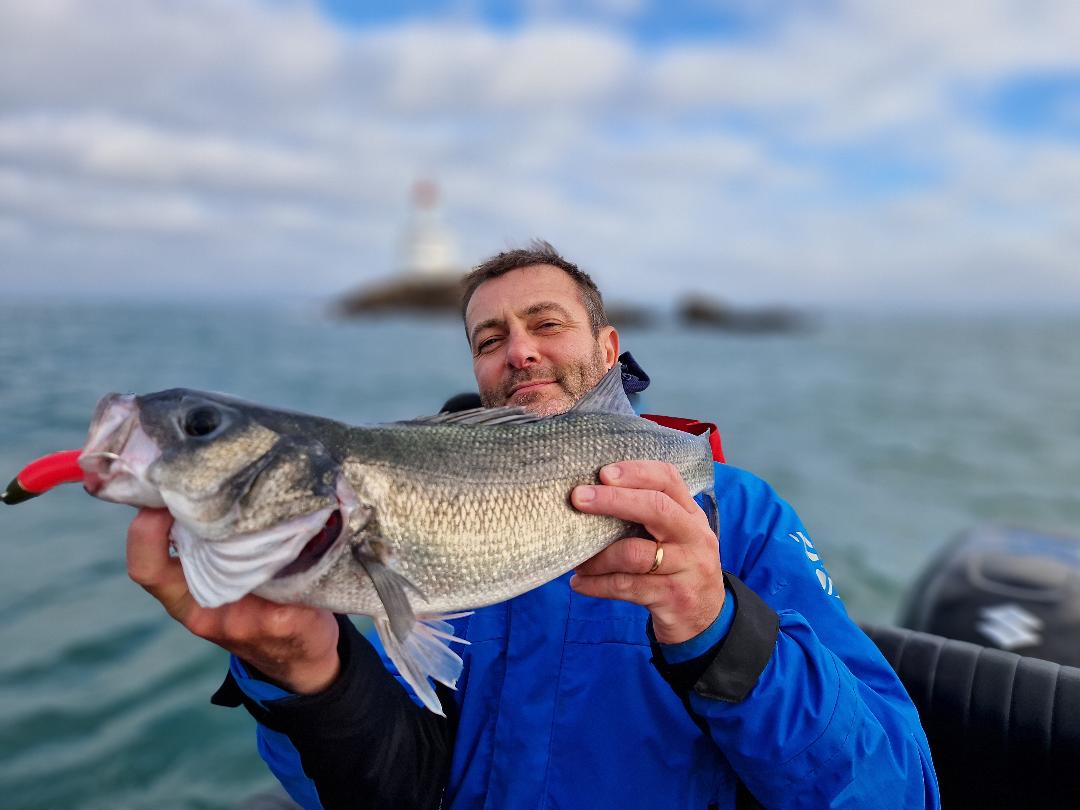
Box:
left=475, top=335, right=501, bottom=354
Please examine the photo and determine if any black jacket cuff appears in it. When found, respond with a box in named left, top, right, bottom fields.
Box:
left=649, top=572, right=779, bottom=704
left=210, top=613, right=365, bottom=734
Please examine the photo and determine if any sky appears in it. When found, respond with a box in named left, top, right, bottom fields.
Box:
left=2, top=0, right=1080, bottom=310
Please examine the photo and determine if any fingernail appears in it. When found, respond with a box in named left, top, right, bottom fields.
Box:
left=576, top=485, right=596, bottom=503
left=569, top=574, right=580, bottom=589
left=602, top=464, right=622, bottom=480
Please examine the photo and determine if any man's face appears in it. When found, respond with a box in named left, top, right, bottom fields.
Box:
left=465, top=264, right=619, bottom=416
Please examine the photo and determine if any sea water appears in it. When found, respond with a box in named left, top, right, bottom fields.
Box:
left=1, top=301, right=1078, bottom=808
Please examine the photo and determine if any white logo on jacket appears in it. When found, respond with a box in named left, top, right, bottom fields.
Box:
left=790, top=531, right=840, bottom=598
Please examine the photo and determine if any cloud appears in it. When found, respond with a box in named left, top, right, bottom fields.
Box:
left=1, top=0, right=1079, bottom=308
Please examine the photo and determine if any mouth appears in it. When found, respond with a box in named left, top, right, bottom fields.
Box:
left=79, top=393, right=165, bottom=507
left=272, top=510, right=343, bottom=579
left=509, top=380, right=556, bottom=398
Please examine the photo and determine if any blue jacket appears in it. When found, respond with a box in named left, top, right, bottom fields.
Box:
left=216, top=462, right=939, bottom=809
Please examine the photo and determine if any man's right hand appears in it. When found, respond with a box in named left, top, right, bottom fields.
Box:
left=126, top=508, right=341, bottom=694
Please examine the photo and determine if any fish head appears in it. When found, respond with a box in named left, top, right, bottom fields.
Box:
left=80, top=389, right=361, bottom=608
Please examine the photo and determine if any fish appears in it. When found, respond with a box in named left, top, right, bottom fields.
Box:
left=78, top=364, right=716, bottom=714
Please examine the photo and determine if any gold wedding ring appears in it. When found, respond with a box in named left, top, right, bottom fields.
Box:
left=647, top=541, right=664, bottom=574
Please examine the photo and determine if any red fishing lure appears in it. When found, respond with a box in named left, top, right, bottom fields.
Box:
left=1, top=450, right=84, bottom=505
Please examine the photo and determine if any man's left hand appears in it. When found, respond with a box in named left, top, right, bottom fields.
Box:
left=570, top=461, right=725, bottom=645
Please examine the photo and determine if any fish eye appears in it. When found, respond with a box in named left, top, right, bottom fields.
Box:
left=182, top=406, right=222, bottom=438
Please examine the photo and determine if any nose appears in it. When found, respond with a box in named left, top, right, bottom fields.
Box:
left=504, top=327, right=540, bottom=369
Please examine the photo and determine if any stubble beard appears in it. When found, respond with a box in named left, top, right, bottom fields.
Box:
left=481, top=343, right=609, bottom=417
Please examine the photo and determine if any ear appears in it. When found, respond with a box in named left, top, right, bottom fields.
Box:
left=600, top=325, right=619, bottom=369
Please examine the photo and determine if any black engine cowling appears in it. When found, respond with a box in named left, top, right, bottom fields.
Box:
left=900, top=525, right=1080, bottom=666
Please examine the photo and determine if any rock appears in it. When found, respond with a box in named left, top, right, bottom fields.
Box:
left=677, top=295, right=807, bottom=333
left=336, top=275, right=466, bottom=317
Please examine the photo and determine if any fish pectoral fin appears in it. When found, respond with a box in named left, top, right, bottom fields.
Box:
left=373, top=614, right=470, bottom=717
left=351, top=536, right=471, bottom=716
left=351, top=544, right=427, bottom=643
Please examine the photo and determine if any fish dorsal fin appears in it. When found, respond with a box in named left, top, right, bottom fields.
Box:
left=570, top=363, right=636, bottom=416
left=406, top=406, right=541, bottom=427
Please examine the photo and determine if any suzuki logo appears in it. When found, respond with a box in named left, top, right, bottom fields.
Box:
left=976, top=603, right=1043, bottom=650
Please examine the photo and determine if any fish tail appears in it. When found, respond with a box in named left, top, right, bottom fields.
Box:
left=374, top=614, right=470, bottom=716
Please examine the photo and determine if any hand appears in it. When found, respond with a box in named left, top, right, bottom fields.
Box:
left=126, top=508, right=341, bottom=694
left=570, top=461, right=725, bottom=645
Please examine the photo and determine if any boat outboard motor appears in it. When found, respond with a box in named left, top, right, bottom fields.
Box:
left=899, top=525, right=1080, bottom=666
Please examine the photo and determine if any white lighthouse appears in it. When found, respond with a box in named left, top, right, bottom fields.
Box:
left=337, top=180, right=466, bottom=316
left=399, top=180, right=460, bottom=277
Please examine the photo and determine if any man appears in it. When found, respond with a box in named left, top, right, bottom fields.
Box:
left=127, top=242, right=938, bottom=808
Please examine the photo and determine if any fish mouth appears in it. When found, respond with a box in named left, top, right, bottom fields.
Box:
left=272, top=510, right=344, bottom=579
left=79, top=393, right=165, bottom=508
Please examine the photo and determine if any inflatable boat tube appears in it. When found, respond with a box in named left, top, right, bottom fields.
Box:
left=862, top=623, right=1080, bottom=807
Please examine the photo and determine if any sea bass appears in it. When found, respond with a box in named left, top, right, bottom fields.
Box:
left=79, top=365, right=715, bottom=713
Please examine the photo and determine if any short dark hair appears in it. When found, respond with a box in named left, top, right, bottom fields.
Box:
left=460, top=240, right=609, bottom=336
